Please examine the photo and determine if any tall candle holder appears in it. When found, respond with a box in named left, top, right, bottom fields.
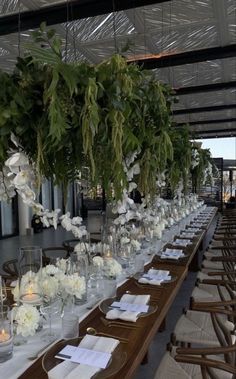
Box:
left=18, top=246, right=43, bottom=305
left=0, top=305, right=13, bottom=362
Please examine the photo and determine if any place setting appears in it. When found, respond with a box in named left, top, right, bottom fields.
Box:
left=42, top=333, right=127, bottom=379
left=99, top=293, right=157, bottom=324
left=153, top=246, right=188, bottom=263
left=134, top=268, right=177, bottom=288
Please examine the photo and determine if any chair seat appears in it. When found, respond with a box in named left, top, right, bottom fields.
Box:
left=191, top=283, right=231, bottom=302
left=202, top=259, right=224, bottom=270
left=197, top=271, right=222, bottom=281
left=204, top=249, right=224, bottom=259
left=154, top=351, right=233, bottom=379
left=173, top=310, right=226, bottom=346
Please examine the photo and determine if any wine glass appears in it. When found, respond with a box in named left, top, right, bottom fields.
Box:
left=40, top=298, right=61, bottom=342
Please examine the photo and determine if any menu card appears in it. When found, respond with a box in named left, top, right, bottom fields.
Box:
left=56, top=345, right=111, bottom=369
left=111, top=301, right=149, bottom=313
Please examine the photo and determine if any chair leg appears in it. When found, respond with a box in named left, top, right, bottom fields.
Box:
left=141, top=352, right=149, bottom=365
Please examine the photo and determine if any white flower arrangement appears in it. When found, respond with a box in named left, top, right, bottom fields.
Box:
left=92, top=256, right=104, bottom=268
left=55, top=258, right=68, bottom=273
left=191, top=148, right=200, bottom=169
left=41, top=275, right=60, bottom=300
left=120, top=236, right=130, bottom=245
left=130, top=239, right=141, bottom=251
left=63, top=273, right=86, bottom=299
left=14, top=304, right=40, bottom=337
left=0, top=140, right=88, bottom=238
left=103, top=258, right=122, bottom=278
left=74, top=242, right=89, bottom=254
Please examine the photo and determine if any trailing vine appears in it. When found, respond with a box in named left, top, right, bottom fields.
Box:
left=0, top=24, right=193, bottom=202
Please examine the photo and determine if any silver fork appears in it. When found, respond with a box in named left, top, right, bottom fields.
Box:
left=27, top=340, right=56, bottom=360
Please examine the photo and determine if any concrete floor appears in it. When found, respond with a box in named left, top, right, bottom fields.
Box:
left=0, top=212, right=217, bottom=379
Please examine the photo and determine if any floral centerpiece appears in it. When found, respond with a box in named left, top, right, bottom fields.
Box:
left=13, top=304, right=41, bottom=337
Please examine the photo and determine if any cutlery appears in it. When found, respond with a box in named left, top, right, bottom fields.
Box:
left=86, top=327, right=129, bottom=343
left=27, top=340, right=57, bottom=360
left=100, top=316, right=139, bottom=329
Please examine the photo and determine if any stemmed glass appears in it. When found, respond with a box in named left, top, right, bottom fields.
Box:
left=40, top=298, right=61, bottom=342
left=0, top=276, right=7, bottom=305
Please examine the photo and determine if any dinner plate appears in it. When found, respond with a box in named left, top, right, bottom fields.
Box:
left=99, top=297, right=157, bottom=317
left=42, top=337, right=127, bottom=378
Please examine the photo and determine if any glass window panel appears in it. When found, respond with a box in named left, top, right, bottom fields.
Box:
left=53, top=185, right=63, bottom=211
left=41, top=180, right=52, bottom=210
left=1, top=200, right=13, bottom=236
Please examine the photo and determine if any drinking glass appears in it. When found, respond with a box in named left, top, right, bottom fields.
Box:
left=69, top=252, right=88, bottom=304
left=0, top=305, right=13, bottom=362
left=0, top=276, right=7, bottom=305
left=40, top=298, right=61, bottom=342
left=18, top=246, right=43, bottom=305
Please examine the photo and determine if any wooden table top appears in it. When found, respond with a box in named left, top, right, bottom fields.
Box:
left=18, top=208, right=217, bottom=379
left=19, top=263, right=187, bottom=379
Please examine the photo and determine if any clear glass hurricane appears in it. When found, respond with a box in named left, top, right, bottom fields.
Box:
left=40, top=298, right=61, bottom=342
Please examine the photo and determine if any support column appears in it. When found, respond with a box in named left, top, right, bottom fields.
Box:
left=18, top=196, right=32, bottom=235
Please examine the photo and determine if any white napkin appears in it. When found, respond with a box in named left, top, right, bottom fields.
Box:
left=172, top=239, right=191, bottom=247
left=138, top=269, right=170, bottom=285
left=160, top=248, right=184, bottom=260
left=180, top=232, right=195, bottom=238
left=48, top=335, right=119, bottom=379
left=186, top=227, right=201, bottom=232
left=106, top=294, right=150, bottom=322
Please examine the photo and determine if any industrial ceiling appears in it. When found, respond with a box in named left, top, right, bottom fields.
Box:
left=0, top=0, right=235, bottom=138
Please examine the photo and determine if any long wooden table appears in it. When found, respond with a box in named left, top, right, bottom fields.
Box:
left=18, top=207, right=217, bottom=379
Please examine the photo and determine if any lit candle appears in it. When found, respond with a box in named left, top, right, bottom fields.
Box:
left=0, top=329, right=10, bottom=343
left=104, top=251, right=112, bottom=259
left=21, top=288, right=41, bottom=305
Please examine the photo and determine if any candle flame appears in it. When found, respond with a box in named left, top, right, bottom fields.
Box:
left=1, top=329, right=5, bottom=335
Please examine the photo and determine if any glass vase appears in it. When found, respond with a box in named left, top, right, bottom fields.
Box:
left=18, top=246, right=43, bottom=305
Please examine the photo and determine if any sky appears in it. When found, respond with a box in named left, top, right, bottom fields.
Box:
left=195, top=137, right=236, bottom=160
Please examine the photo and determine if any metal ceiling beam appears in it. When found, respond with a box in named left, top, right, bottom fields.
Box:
left=0, top=0, right=171, bottom=36
left=176, top=118, right=236, bottom=127
left=133, top=44, right=236, bottom=69
left=191, top=129, right=236, bottom=138
left=175, top=81, right=236, bottom=95
left=173, top=104, right=236, bottom=115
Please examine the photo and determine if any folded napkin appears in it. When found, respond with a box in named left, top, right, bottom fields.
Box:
left=48, top=334, right=119, bottom=379
left=186, top=227, right=201, bottom=232
left=106, top=294, right=150, bottom=322
left=172, top=239, right=191, bottom=247
left=138, top=269, right=171, bottom=285
left=180, top=232, right=195, bottom=238
left=160, top=248, right=184, bottom=260
left=191, top=223, right=204, bottom=227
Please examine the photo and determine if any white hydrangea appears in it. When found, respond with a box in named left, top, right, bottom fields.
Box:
left=104, top=258, right=122, bottom=278
left=42, top=265, right=60, bottom=276
left=63, top=273, right=86, bottom=299
left=74, top=242, right=89, bottom=254
left=92, top=256, right=104, bottom=268
left=41, top=276, right=60, bottom=300
left=14, top=304, right=40, bottom=337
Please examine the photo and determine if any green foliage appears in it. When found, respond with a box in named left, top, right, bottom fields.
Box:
left=167, top=126, right=192, bottom=193
left=0, top=25, right=180, bottom=200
